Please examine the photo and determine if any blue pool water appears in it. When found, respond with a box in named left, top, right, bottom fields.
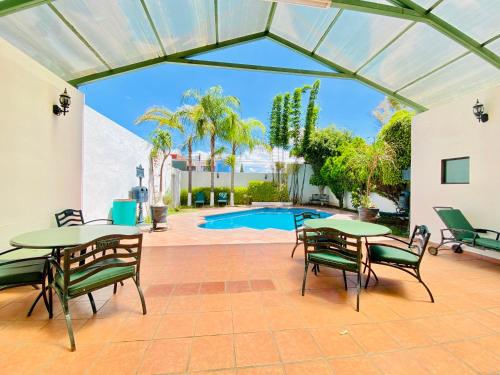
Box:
left=199, top=208, right=332, bottom=231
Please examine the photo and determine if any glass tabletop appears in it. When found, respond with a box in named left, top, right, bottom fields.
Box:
left=10, top=225, right=140, bottom=249
left=304, top=219, right=391, bottom=238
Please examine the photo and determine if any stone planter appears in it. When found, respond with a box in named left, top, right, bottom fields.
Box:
left=358, top=207, right=379, bottom=222
left=151, top=205, right=167, bottom=230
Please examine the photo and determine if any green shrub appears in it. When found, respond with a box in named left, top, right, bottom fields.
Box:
left=246, top=181, right=289, bottom=202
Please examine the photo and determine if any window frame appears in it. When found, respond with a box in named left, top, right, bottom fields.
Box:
left=441, top=156, right=470, bottom=185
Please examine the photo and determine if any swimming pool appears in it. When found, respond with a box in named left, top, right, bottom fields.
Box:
left=199, top=208, right=332, bottom=231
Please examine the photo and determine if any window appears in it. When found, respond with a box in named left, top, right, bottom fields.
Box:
left=441, top=157, right=470, bottom=184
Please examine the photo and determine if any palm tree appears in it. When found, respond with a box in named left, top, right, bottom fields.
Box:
left=183, top=86, right=239, bottom=206
left=222, top=111, right=265, bottom=206
left=135, top=107, right=182, bottom=204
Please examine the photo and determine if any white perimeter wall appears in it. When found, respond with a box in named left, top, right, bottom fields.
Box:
left=180, top=171, right=269, bottom=190
left=83, top=106, right=152, bottom=220
left=411, top=84, right=500, bottom=258
left=0, top=38, right=84, bottom=247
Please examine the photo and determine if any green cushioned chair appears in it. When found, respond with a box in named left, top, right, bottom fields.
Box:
left=48, top=234, right=146, bottom=351
left=0, top=247, right=51, bottom=317
left=302, top=227, right=363, bottom=311
left=365, top=225, right=434, bottom=302
left=431, top=206, right=500, bottom=255
left=194, top=192, right=206, bottom=207
left=291, top=211, right=320, bottom=258
left=217, top=192, right=228, bottom=206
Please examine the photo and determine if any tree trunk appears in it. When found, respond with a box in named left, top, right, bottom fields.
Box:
left=210, top=134, right=215, bottom=206
left=188, top=141, right=192, bottom=206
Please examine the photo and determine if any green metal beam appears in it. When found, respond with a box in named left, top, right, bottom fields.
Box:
left=171, top=58, right=351, bottom=79
left=382, top=0, right=500, bottom=69
left=214, top=0, right=219, bottom=44
left=48, top=3, right=111, bottom=70
left=268, top=32, right=427, bottom=112
left=265, top=2, right=277, bottom=32
left=312, top=9, right=343, bottom=54
left=69, top=32, right=267, bottom=86
left=0, top=0, right=48, bottom=17
left=140, top=0, right=166, bottom=56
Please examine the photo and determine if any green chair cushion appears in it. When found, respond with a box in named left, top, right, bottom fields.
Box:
left=369, top=245, right=419, bottom=266
left=55, top=259, right=135, bottom=296
left=0, top=259, right=46, bottom=286
left=437, top=209, right=475, bottom=241
left=308, top=251, right=357, bottom=271
left=474, top=238, right=500, bottom=251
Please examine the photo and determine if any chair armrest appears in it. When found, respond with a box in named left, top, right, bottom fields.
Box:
left=0, top=247, right=21, bottom=257
left=442, top=228, right=478, bottom=239
left=381, top=235, right=410, bottom=246
left=85, top=219, right=114, bottom=225
left=475, top=228, right=500, bottom=240
left=367, top=243, right=418, bottom=256
left=49, top=257, right=64, bottom=275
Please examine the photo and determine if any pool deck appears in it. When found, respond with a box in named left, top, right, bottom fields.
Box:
left=143, top=206, right=356, bottom=247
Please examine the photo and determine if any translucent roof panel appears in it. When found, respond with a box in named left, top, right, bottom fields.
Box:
left=53, top=0, right=162, bottom=68
left=218, top=0, right=271, bottom=42
left=359, top=23, right=467, bottom=91
left=432, top=0, right=500, bottom=43
left=486, top=38, right=500, bottom=56
left=270, top=3, right=340, bottom=51
left=0, top=4, right=106, bottom=80
left=399, top=53, right=500, bottom=107
left=316, top=10, right=411, bottom=72
left=410, top=0, right=440, bottom=10
left=145, top=0, right=216, bottom=55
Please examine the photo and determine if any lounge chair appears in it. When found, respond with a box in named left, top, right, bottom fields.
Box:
left=319, top=194, right=329, bottom=206
left=430, top=206, right=500, bottom=255
left=217, top=192, right=228, bottom=206
left=310, top=194, right=321, bottom=205
left=194, top=192, right=206, bottom=207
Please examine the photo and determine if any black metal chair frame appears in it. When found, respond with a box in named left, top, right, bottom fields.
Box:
left=0, top=247, right=51, bottom=317
left=301, top=227, right=363, bottom=311
left=310, top=194, right=321, bottom=205
left=291, top=211, right=321, bottom=258
left=429, top=206, right=500, bottom=255
left=364, top=225, right=434, bottom=303
left=55, top=208, right=113, bottom=227
left=48, top=233, right=146, bottom=351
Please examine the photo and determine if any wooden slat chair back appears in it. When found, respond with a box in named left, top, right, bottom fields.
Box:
left=301, top=227, right=363, bottom=311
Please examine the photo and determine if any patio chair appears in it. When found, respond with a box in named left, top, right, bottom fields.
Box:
left=310, top=194, right=321, bottom=205
left=430, top=206, right=500, bottom=255
left=301, top=227, right=363, bottom=311
left=291, top=211, right=320, bottom=258
left=0, top=247, right=51, bottom=317
left=48, top=233, right=146, bottom=351
left=320, top=194, right=329, bottom=206
left=194, top=192, right=206, bottom=207
left=55, top=208, right=113, bottom=227
left=364, top=225, right=434, bottom=302
left=217, top=192, right=228, bottom=206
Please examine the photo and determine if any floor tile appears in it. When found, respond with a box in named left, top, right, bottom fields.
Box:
left=232, top=308, right=269, bottom=333
left=273, top=329, right=322, bottom=362
left=235, top=332, right=280, bottom=367
left=310, top=327, right=363, bottom=357
left=155, top=312, right=197, bottom=339
left=139, top=338, right=190, bottom=374
left=195, top=311, right=233, bottom=336
left=328, top=357, right=380, bottom=375
left=201, top=281, right=227, bottom=294
left=284, top=360, right=333, bottom=375
left=189, top=335, right=234, bottom=371
left=228, top=281, right=251, bottom=293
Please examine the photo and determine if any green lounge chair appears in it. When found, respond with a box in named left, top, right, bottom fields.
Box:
left=365, top=225, right=434, bottom=302
left=48, top=234, right=146, bottom=351
left=217, top=192, right=228, bottom=206
left=430, top=206, right=500, bottom=255
left=194, top=192, right=206, bottom=207
left=0, top=247, right=52, bottom=317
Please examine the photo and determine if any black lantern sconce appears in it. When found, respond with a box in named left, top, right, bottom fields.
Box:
left=473, top=99, right=488, bottom=123
left=53, top=88, right=71, bottom=116
left=216, top=172, right=220, bottom=178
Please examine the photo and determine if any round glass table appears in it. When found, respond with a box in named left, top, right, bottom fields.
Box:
left=304, top=219, right=391, bottom=238
left=10, top=224, right=140, bottom=249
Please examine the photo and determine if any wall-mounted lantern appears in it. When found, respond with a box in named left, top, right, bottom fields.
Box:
left=473, top=99, right=488, bottom=123
left=53, top=88, right=71, bottom=116
left=216, top=172, right=220, bottom=178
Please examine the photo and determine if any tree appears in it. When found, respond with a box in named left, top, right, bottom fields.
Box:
left=183, top=86, right=239, bottom=206
left=149, top=128, right=173, bottom=202
left=301, top=80, right=320, bottom=156
left=372, top=96, right=403, bottom=125
left=290, top=87, right=303, bottom=156
left=376, top=109, right=413, bottom=204
left=135, top=106, right=183, bottom=204
left=222, top=111, right=264, bottom=205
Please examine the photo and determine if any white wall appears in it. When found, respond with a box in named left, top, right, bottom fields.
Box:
left=0, top=38, right=84, bottom=247
left=180, top=171, right=269, bottom=190
left=82, top=106, right=152, bottom=220
left=411, top=84, right=500, bottom=258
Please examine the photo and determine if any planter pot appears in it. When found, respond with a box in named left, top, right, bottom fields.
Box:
left=151, top=205, right=168, bottom=230
left=358, top=207, right=379, bottom=222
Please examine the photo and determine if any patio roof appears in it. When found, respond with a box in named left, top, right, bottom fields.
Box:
left=0, top=0, right=499, bottom=111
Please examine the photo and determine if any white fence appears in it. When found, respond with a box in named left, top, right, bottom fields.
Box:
left=179, top=171, right=270, bottom=190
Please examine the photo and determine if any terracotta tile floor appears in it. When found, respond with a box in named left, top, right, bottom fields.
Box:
left=1, top=208, right=500, bottom=374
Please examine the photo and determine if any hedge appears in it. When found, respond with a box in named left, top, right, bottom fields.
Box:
left=180, top=181, right=288, bottom=205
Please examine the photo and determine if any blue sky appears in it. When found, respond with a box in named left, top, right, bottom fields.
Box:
left=81, top=38, right=384, bottom=156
